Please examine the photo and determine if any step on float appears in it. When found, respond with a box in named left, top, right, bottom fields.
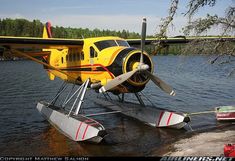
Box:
left=94, top=98, right=190, bottom=129
left=37, top=101, right=107, bottom=143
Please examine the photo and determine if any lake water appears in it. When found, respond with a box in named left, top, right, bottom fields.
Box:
left=0, top=55, right=234, bottom=156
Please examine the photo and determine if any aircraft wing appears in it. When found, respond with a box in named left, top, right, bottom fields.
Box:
left=0, top=35, right=84, bottom=60
left=0, top=36, right=83, bottom=49
left=127, top=36, right=235, bottom=46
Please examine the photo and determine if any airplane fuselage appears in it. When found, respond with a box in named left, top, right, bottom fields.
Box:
left=44, top=37, right=153, bottom=94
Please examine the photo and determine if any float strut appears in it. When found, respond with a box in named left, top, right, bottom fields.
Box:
left=49, top=81, right=67, bottom=106
left=102, top=93, right=108, bottom=100
left=67, top=79, right=90, bottom=116
left=62, top=84, right=75, bottom=108
left=121, top=93, right=125, bottom=102
left=118, top=93, right=125, bottom=102
left=106, top=92, right=112, bottom=100
left=135, top=93, right=145, bottom=106
left=74, top=79, right=90, bottom=115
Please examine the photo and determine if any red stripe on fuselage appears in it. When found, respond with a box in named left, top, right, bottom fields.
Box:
left=59, top=64, right=114, bottom=78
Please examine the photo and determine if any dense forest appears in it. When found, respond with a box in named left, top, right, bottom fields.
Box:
left=0, top=18, right=141, bottom=39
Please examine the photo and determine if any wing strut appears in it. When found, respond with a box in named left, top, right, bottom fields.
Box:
left=7, top=48, right=77, bottom=82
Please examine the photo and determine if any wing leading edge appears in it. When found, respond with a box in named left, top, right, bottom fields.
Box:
left=127, top=36, right=235, bottom=46
left=0, top=36, right=84, bottom=49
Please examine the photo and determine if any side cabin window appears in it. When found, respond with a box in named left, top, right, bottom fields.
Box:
left=66, top=55, right=68, bottom=62
left=81, top=51, right=84, bottom=60
left=73, top=53, right=76, bottom=61
left=69, top=54, right=72, bottom=62
left=67, top=48, right=84, bottom=62
left=90, top=47, right=97, bottom=58
left=61, top=57, right=64, bottom=64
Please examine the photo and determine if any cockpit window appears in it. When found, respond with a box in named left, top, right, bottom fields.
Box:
left=94, top=40, right=130, bottom=51
left=116, top=40, right=129, bottom=47
left=95, top=40, right=117, bottom=51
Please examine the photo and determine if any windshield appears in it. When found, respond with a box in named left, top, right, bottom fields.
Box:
left=116, top=40, right=129, bottom=47
left=95, top=40, right=117, bottom=51
left=94, top=40, right=130, bottom=51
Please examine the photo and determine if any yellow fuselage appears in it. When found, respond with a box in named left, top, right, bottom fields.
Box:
left=44, top=36, right=153, bottom=94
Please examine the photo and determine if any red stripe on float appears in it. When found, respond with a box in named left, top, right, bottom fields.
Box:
left=82, top=124, right=89, bottom=140
left=75, top=122, right=83, bottom=140
left=167, top=112, right=173, bottom=126
left=157, top=111, right=164, bottom=126
left=81, top=122, right=100, bottom=140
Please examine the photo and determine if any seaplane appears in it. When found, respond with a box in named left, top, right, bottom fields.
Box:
left=0, top=18, right=234, bottom=143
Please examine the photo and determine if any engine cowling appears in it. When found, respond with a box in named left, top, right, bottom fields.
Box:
left=123, top=50, right=153, bottom=86
left=107, top=47, right=154, bottom=94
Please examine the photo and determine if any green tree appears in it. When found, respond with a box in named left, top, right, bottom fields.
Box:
left=0, top=18, right=141, bottom=39
left=156, top=0, right=235, bottom=74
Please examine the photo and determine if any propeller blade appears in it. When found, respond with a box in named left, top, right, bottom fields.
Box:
left=140, top=18, right=147, bottom=64
left=144, top=70, right=176, bottom=96
left=99, top=69, right=138, bottom=93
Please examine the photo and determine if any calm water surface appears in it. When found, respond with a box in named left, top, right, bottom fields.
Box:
left=0, top=55, right=234, bottom=156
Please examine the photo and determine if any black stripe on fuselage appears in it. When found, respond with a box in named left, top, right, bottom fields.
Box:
left=59, top=67, right=105, bottom=72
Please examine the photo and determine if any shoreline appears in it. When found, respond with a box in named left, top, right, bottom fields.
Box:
left=151, top=123, right=235, bottom=156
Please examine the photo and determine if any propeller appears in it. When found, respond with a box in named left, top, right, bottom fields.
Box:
left=140, top=17, right=146, bottom=65
left=99, top=18, right=176, bottom=96
left=99, top=69, right=137, bottom=93
left=144, top=70, right=175, bottom=96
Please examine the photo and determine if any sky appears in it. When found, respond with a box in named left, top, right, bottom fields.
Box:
left=0, top=0, right=234, bottom=36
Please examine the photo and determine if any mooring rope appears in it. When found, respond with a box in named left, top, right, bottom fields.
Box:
left=186, top=110, right=216, bottom=116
